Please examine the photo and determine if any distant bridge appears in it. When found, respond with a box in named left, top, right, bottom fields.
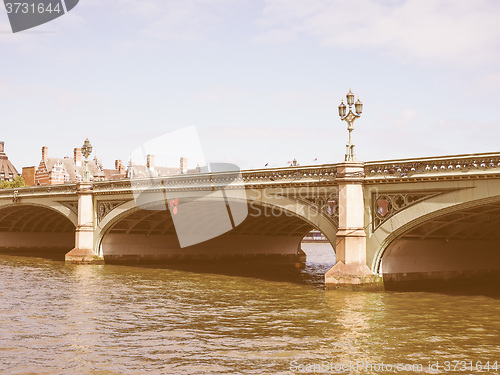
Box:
left=1, top=152, right=500, bottom=288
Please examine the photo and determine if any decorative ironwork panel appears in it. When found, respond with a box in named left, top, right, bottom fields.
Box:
left=58, top=201, right=78, bottom=215
left=301, top=192, right=340, bottom=228
left=97, top=200, right=130, bottom=223
left=372, top=192, right=442, bottom=230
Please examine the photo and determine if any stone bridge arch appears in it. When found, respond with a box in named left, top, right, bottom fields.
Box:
left=95, top=192, right=337, bottom=263
left=0, top=201, right=76, bottom=255
left=368, top=179, right=500, bottom=286
left=0, top=199, right=78, bottom=225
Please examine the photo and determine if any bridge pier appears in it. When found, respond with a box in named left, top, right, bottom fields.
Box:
left=325, top=162, right=382, bottom=288
left=65, top=182, right=103, bottom=264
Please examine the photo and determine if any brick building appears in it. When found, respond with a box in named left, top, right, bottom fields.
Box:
left=33, top=142, right=197, bottom=185
left=34, top=145, right=120, bottom=185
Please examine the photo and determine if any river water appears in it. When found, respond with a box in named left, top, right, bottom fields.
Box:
left=1, top=244, right=500, bottom=375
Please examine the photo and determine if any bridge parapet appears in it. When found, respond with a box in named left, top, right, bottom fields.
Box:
left=240, top=166, right=337, bottom=186
left=365, top=152, right=500, bottom=181
left=3, top=153, right=500, bottom=198
left=0, top=183, right=78, bottom=199
left=93, top=165, right=339, bottom=194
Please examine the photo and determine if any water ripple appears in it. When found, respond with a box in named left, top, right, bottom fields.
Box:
left=1, top=248, right=500, bottom=374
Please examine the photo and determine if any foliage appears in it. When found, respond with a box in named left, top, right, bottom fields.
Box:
left=0, top=176, right=27, bottom=189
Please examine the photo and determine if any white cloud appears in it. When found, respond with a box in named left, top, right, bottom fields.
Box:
left=256, top=0, right=500, bottom=66
left=139, top=1, right=215, bottom=42
left=191, top=85, right=249, bottom=104
left=111, top=0, right=237, bottom=43
left=251, top=28, right=296, bottom=44
left=198, top=124, right=341, bottom=168
left=0, top=77, right=110, bottom=112
left=379, top=108, right=418, bottom=129
left=268, top=89, right=334, bottom=107
left=1, top=0, right=237, bottom=44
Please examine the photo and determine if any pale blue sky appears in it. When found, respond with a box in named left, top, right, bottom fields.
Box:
left=1, top=0, right=499, bottom=171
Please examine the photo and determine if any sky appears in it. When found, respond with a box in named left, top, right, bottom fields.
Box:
left=1, top=0, right=500, bottom=171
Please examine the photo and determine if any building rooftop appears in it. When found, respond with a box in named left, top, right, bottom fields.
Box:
left=0, top=141, right=19, bottom=181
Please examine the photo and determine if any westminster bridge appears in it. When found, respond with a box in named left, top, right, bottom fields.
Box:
left=1, top=152, right=500, bottom=288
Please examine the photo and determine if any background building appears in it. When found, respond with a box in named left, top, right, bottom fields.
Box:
left=32, top=143, right=198, bottom=185
left=34, top=146, right=107, bottom=185
left=125, top=155, right=199, bottom=178
left=0, top=141, right=19, bottom=182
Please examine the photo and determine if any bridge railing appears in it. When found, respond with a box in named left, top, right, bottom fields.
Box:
left=92, top=165, right=339, bottom=193
left=0, top=183, right=78, bottom=199
left=365, top=152, right=500, bottom=180
left=0, top=165, right=339, bottom=200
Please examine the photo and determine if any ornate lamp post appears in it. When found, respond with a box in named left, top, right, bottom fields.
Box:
left=338, top=89, right=363, bottom=161
left=81, top=138, right=93, bottom=182
left=66, top=137, right=102, bottom=264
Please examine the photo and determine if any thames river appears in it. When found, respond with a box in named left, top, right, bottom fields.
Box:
left=1, top=244, right=500, bottom=374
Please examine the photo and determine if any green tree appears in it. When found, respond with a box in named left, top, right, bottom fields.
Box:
left=0, top=176, right=27, bottom=189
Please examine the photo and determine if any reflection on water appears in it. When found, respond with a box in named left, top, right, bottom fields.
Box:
left=1, top=244, right=500, bottom=374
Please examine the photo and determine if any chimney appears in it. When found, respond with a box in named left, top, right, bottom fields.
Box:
left=22, top=166, right=36, bottom=186
left=42, top=146, right=48, bottom=160
left=115, top=160, right=125, bottom=174
left=147, top=154, right=155, bottom=170
left=74, top=148, right=82, bottom=167
left=180, top=157, right=187, bottom=174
